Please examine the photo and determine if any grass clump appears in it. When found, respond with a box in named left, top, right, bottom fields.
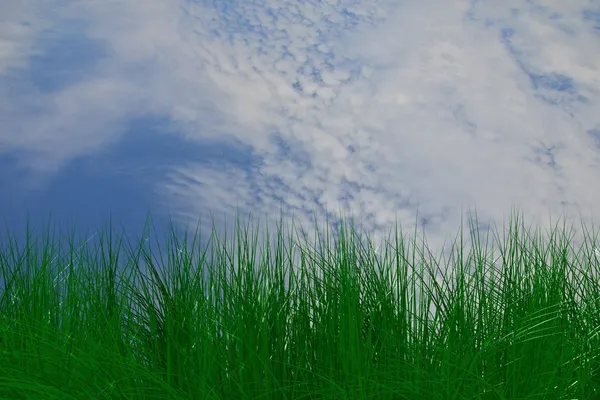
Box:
left=0, top=209, right=599, bottom=399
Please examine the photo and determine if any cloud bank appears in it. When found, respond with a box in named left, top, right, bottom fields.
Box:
left=1, top=0, right=600, bottom=272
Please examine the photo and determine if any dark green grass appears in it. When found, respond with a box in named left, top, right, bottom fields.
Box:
left=0, top=208, right=599, bottom=399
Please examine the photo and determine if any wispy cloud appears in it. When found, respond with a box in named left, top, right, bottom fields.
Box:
left=1, top=0, right=600, bottom=262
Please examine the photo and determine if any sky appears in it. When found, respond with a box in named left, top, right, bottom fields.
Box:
left=1, top=0, right=600, bottom=286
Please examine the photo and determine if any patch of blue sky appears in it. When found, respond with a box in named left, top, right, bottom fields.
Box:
left=582, top=8, right=600, bottom=32
left=588, top=128, right=600, bottom=149
left=24, top=20, right=110, bottom=94
left=269, top=130, right=312, bottom=169
left=499, top=27, right=585, bottom=107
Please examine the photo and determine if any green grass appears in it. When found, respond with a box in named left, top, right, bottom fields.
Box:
left=1, top=208, right=600, bottom=399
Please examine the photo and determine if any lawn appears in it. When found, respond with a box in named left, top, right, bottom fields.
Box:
left=0, top=209, right=599, bottom=399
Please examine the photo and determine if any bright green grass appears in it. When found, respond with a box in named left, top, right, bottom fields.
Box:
left=1, top=208, right=600, bottom=400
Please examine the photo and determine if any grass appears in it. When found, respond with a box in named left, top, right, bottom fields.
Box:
left=0, top=208, right=600, bottom=399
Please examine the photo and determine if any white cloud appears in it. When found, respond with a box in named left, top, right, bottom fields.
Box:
left=1, top=0, right=600, bottom=268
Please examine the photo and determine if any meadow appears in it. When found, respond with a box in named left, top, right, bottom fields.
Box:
left=0, top=209, right=599, bottom=399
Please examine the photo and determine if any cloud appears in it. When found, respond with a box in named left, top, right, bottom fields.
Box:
left=1, top=0, right=600, bottom=269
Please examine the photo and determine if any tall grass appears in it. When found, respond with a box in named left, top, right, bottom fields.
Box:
left=0, top=209, right=599, bottom=399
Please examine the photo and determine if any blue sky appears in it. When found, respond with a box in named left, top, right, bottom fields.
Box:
left=1, top=0, right=600, bottom=267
